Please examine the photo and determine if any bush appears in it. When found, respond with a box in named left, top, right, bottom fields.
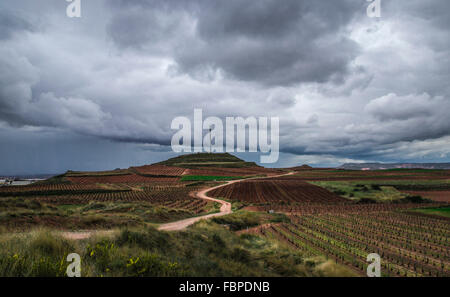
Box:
left=269, top=213, right=291, bottom=223
left=116, top=228, right=170, bottom=251
left=333, top=190, right=346, bottom=195
left=85, top=240, right=118, bottom=272
left=212, top=212, right=260, bottom=231
left=0, top=231, right=71, bottom=277
left=398, top=195, right=431, bottom=204
left=357, top=198, right=377, bottom=204
left=230, top=247, right=251, bottom=263
left=28, top=231, right=73, bottom=257
left=124, top=253, right=185, bottom=277
left=82, top=202, right=107, bottom=212
left=371, top=185, right=381, bottom=191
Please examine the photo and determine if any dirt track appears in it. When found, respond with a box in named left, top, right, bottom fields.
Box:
left=61, top=171, right=294, bottom=238
left=157, top=171, right=294, bottom=231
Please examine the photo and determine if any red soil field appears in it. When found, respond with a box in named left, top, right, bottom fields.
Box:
left=30, top=187, right=210, bottom=213
left=0, top=184, right=101, bottom=193
left=185, top=166, right=283, bottom=177
left=131, top=165, right=187, bottom=176
left=208, top=179, right=346, bottom=204
left=244, top=202, right=445, bottom=214
left=403, top=191, right=450, bottom=202
left=270, top=169, right=450, bottom=181
left=67, top=174, right=179, bottom=184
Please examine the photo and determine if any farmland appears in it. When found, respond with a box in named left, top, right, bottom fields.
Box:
left=310, top=181, right=414, bottom=202
left=0, top=154, right=449, bottom=277
left=181, top=175, right=243, bottom=181
left=66, top=174, right=180, bottom=184
left=0, top=159, right=226, bottom=229
left=411, top=206, right=450, bottom=218
left=309, top=179, right=450, bottom=203
left=290, top=169, right=450, bottom=181
left=0, top=153, right=284, bottom=230
left=130, top=165, right=187, bottom=177
left=0, top=198, right=218, bottom=230
left=248, top=209, right=449, bottom=277
left=208, top=179, right=347, bottom=205
left=184, top=166, right=284, bottom=177
left=205, top=166, right=449, bottom=276
left=0, top=184, right=219, bottom=230
left=403, top=191, right=450, bottom=202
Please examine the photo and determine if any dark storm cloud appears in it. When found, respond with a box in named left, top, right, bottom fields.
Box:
left=364, top=93, right=450, bottom=143
left=1, top=0, right=450, bottom=172
left=280, top=93, right=450, bottom=160
left=0, top=48, right=38, bottom=124
left=107, top=0, right=363, bottom=86
left=106, top=7, right=184, bottom=51
left=0, top=10, right=32, bottom=40
left=186, top=0, right=362, bottom=86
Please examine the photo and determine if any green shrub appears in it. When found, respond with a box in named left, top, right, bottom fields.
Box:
left=397, top=195, right=431, bottom=204
left=230, top=247, right=251, bottom=263
left=124, top=253, right=185, bottom=277
left=0, top=231, right=71, bottom=277
left=333, top=190, right=346, bottom=195
left=357, top=198, right=377, bottom=204
left=269, top=213, right=291, bottom=223
left=85, top=240, right=119, bottom=272
left=28, top=231, right=74, bottom=257
left=82, top=202, right=107, bottom=212
left=116, top=228, right=170, bottom=251
left=212, top=212, right=261, bottom=231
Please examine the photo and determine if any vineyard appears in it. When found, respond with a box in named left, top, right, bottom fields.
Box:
left=252, top=209, right=450, bottom=277
left=66, top=174, right=179, bottom=184
left=184, top=166, right=284, bottom=177
left=208, top=179, right=346, bottom=204
left=0, top=179, right=213, bottom=215
left=244, top=202, right=445, bottom=214
left=24, top=187, right=209, bottom=214
left=33, top=185, right=187, bottom=202
left=290, top=169, right=450, bottom=181
left=205, top=168, right=450, bottom=277
left=0, top=184, right=104, bottom=196
left=131, top=165, right=187, bottom=176
left=403, top=191, right=450, bottom=202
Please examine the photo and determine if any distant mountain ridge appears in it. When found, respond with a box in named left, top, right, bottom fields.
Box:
left=339, top=163, right=450, bottom=170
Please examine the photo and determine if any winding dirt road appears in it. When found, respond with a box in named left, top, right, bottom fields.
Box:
left=157, top=171, right=294, bottom=231
left=61, top=171, right=294, bottom=239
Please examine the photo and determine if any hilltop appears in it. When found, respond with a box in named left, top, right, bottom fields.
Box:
left=157, top=153, right=259, bottom=168
left=35, top=153, right=282, bottom=185
left=290, top=164, right=313, bottom=171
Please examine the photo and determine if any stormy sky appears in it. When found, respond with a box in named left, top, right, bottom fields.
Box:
left=1, top=0, right=449, bottom=174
